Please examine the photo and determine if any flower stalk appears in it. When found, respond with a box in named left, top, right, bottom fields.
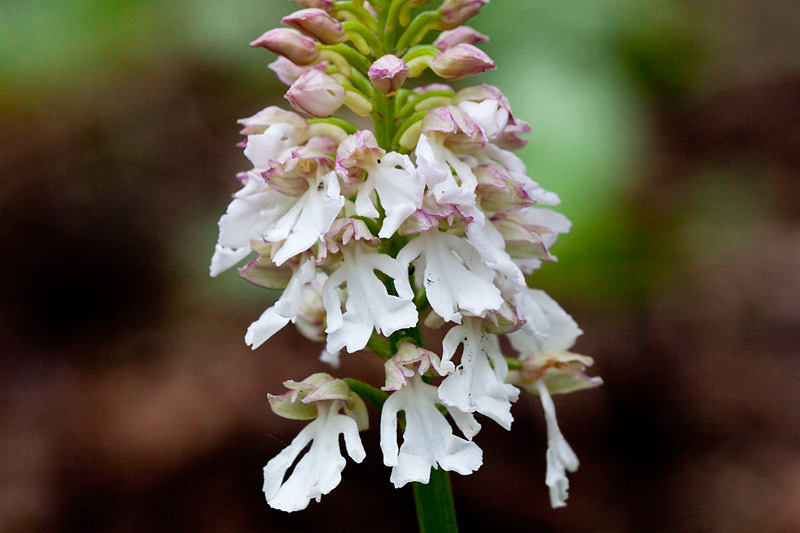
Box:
left=413, top=468, right=458, bottom=533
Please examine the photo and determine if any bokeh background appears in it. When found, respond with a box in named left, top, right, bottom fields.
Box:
left=1, top=0, right=799, bottom=531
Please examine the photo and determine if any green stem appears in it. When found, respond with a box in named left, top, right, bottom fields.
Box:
left=308, top=117, right=359, bottom=135
left=319, top=43, right=372, bottom=75
left=395, top=11, right=440, bottom=52
left=343, top=378, right=389, bottom=408
left=397, top=89, right=454, bottom=117
left=335, top=2, right=379, bottom=31
left=412, top=468, right=459, bottom=533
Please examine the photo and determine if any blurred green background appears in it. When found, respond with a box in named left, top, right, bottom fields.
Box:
left=1, top=1, right=799, bottom=531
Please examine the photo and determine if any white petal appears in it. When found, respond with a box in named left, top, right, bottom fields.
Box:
left=269, top=171, right=344, bottom=266
left=263, top=401, right=365, bottom=512
left=465, top=220, right=525, bottom=288
left=536, top=380, right=579, bottom=509
left=246, top=259, right=317, bottom=350
left=369, top=153, right=425, bottom=238
left=438, top=319, right=519, bottom=429
left=319, top=349, right=341, bottom=368
left=397, top=231, right=502, bottom=323
left=323, top=244, right=417, bottom=353
left=245, top=306, right=291, bottom=350
left=274, top=258, right=316, bottom=318
left=244, top=124, right=299, bottom=169
left=380, top=375, right=482, bottom=488
left=209, top=244, right=251, bottom=277
left=509, top=288, right=582, bottom=354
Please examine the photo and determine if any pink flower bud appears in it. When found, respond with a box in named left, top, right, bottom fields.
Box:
left=250, top=28, right=319, bottom=65
left=268, top=56, right=327, bottom=86
left=294, top=0, right=335, bottom=13
left=282, top=8, right=345, bottom=45
left=430, top=43, right=495, bottom=80
left=439, top=0, right=489, bottom=29
left=433, top=26, right=488, bottom=50
left=285, top=69, right=346, bottom=118
left=368, top=54, right=409, bottom=94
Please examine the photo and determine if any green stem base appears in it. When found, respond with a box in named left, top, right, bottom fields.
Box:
left=412, top=468, right=458, bottom=533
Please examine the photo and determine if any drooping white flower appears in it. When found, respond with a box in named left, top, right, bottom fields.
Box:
left=465, top=219, right=525, bottom=288
left=438, top=318, right=520, bottom=429
left=396, top=229, right=503, bottom=323
left=322, top=242, right=418, bottom=353
left=505, top=290, right=601, bottom=509
left=535, top=379, right=579, bottom=509
left=380, top=345, right=482, bottom=487
left=263, top=374, right=367, bottom=512
left=509, top=288, right=583, bottom=355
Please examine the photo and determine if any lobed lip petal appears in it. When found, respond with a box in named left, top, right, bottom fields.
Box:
left=379, top=373, right=482, bottom=488
left=396, top=230, right=503, bottom=324
left=263, top=399, right=365, bottom=512
left=322, top=243, right=418, bottom=354
left=438, top=318, right=519, bottom=430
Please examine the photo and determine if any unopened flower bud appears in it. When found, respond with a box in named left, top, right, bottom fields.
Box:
left=269, top=57, right=327, bottom=86
left=368, top=55, right=409, bottom=94
left=285, top=69, right=346, bottom=118
left=439, top=0, right=489, bottom=29
left=433, top=26, right=489, bottom=50
left=282, top=8, right=344, bottom=45
left=294, top=0, right=335, bottom=13
left=251, top=28, right=320, bottom=65
left=430, top=43, right=495, bottom=80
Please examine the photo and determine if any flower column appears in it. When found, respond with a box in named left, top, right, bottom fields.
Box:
left=211, top=0, right=601, bottom=530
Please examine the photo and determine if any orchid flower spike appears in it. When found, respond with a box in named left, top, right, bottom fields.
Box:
left=211, top=0, right=602, bottom=519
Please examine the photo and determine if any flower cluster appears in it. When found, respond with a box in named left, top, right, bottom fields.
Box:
left=211, top=0, right=601, bottom=513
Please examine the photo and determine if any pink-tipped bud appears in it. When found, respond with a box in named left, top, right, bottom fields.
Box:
left=282, top=8, right=344, bottom=45
left=268, top=57, right=327, bottom=86
left=368, top=55, right=409, bottom=94
left=285, top=69, right=346, bottom=118
left=430, top=43, right=495, bottom=80
left=295, top=0, right=335, bottom=13
left=250, top=28, right=319, bottom=65
left=433, top=26, right=489, bottom=50
left=439, top=0, right=489, bottom=29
